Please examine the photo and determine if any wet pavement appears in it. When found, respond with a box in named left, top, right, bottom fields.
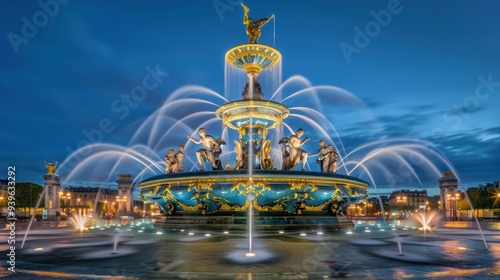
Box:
left=1, top=219, right=499, bottom=279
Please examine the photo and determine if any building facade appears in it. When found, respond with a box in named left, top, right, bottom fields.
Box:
left=59, top=186, right=119, bottom=216
left=388, top=189, right=428, bottom=209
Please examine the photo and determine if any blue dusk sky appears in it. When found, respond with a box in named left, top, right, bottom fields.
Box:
left=1, top=0, right=499, bottom=197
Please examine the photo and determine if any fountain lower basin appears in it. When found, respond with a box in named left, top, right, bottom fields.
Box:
left=140, top=169, right=368, bottom=231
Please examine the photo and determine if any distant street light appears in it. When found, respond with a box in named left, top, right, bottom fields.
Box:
left=446, top=193, right=459, bottom=220
left=59, top=191, right=71, bottom=215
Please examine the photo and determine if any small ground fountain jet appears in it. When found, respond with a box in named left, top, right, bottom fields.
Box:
left=392, top=233, right=412, bottom=257
left=396, top=235, right=404, bottom=256
left=414, top=210, right=440, bottom=234
left=112, top=231, right=123, bottom=255
left=69, top=213, right=91, bottom=233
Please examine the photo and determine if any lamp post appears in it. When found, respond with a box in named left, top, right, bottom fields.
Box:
left=396, top=195, right=407, bottom=218
left=116, top=196, right=121, bottom=213
left=77, top=198, right=81, bottom=215
left=446, top=193, right=459, bottom=220
left=59, top=191, right=71, bottom=216
left=59, top=191, right=63, bottom=214
left=66, top=192, right=71, bottom=215
left=116, top=195, right=128, bottom=213
left=446, top=193, right=451, bottom=220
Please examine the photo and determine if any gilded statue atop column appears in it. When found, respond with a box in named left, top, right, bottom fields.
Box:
left=44, top=161, right=58, bottom=174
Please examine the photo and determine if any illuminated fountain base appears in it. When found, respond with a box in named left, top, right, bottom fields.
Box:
left=140, top=169, right=368, bottom=231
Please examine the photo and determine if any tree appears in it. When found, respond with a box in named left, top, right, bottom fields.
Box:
left=14, top=182, right=44, bottom=214
left=457, top=198, right=471, bottom=211
left=466, top=189, right=492, bottom=210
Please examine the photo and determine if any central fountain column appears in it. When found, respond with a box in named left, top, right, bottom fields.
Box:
left=216, top=43, right=287, bottom=170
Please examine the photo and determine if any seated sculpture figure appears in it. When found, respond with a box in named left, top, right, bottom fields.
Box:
left=165, top=149, right=176, bottom=173
left=311, top=140, right=329, bottom=172
left=326, top=145, right=339, bottom=173
left=171, top=145, right=185, bottom=173
left=279, top=128, right=310, bottom=171
left=188, top=128, right=226, bottom=171
left=311, top=141, right=339, bottom=173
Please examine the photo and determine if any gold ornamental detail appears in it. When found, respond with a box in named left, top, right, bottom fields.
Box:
left=219, top=200, right=250, bottom=211
left=252, top=200, right=284, bottom=211
left=177, top=201, right=200, bottom=212
left=303, top=201, right=330, bottom=211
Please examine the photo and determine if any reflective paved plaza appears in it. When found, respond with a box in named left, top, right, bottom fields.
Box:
left=1, top=219, right=500, bottom=279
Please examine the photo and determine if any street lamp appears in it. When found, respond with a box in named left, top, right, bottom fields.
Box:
left=77, top=198, right=81, bottom=215
left=446, top=194, right=451, bottom=220
left=396, top=195, right=407, bottom=218
left=446, top=193, right=459, bottom=220
left=59, top=191, right=71, bottom=215
left=66, top=193, right=71, bottom=215
left=116, top=195, right=128, bottom=212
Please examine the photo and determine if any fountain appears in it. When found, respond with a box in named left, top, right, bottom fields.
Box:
left=139, top=4, right=369, bottom=235
left=9, top=4, right=500, bottom=279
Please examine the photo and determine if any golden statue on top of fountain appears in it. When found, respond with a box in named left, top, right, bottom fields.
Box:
left=225, top=4, right=280, bottom=84
left=241, top=3, right=274, bottom=44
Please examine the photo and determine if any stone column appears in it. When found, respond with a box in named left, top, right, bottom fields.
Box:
left=116, top=174, right=134, bottom=215
left=44, top=173, right=61, bottom=220
left=438, top=172, right=458, bottom=220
